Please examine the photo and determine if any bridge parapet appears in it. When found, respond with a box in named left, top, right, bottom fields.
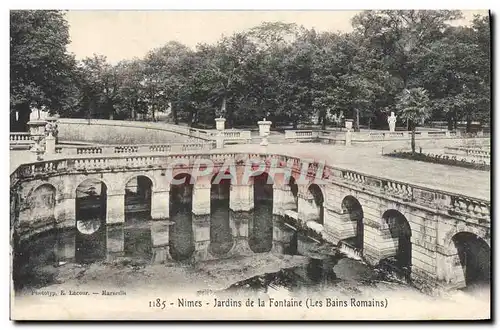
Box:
left=10, top=151, right=490, bottom=223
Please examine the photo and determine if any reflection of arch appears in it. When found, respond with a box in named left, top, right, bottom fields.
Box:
left=341, top=196, right=364, bottom=249
left=289, top=177, right=298, bottom=211
left=250, top=172, right=273, bottom=253
left=75, top=179, right=107, bottom=222
left=452, top=232, right=490, bottom=287
left=30, top=183, right=57, bottom=222
left=209, top=173, right=234, bottom=256
left=308, top=184, right=324, bottom=225
left=169, top=173, right=195, bottom=261
left=381, top=209, right=412, bottom=275
left=124, top=175, right=153, bottom=221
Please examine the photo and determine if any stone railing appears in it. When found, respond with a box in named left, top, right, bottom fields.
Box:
left=10, top=151, right=490, bottom=223
left=205, top=130, right=252, bottom=144
left=355, top=130, right=461, bottom=141
left=10, top=133, right=35, bottom=149
left=444, top=146, right=491, bottom=160
left=55, top=141, right=216, bottom=155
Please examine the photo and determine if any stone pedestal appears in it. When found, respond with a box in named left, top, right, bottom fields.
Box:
left=215, top=134, right=225, bottom=149
left=258, top=119, right=272, bottom=137
left=345, top=119, right=353, bottom=146
left=215, top=117, right=226, bottom=131
left=230, top=184, right=254, bottom=212
left=151, top=190, right=169, bottom=220
left=106, top=193, right=125, bottom=224
left=45, top=132, right=56, bottom=155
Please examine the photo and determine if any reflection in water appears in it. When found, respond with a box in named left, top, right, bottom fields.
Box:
left=75, top=226, right=106, bottom=264
left=210, top=200, right=233, bottom=256
left=249, top=201, right=273, bottom=253
left=169, top=205, right=195, bottom=261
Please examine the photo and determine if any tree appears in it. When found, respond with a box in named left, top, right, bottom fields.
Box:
left=10, top=10, right=76, bottom=131
left=395, top=87, right=431, bottom=153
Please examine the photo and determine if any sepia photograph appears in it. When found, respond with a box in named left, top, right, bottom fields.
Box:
left=9, top=8, right=491, bottom=321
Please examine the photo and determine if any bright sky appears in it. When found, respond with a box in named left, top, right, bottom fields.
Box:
left=65, top=10, right=488, bottom=64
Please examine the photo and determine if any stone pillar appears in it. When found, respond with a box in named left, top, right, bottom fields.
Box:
left=45, top=132, right=56, bottom=155
left=298, top=194, right=319, bottom=222
left=436, top=251, right=466, bottom=289
left=192, top=183, right=211, bottom=216
left=345, top=119, right=353, bottom=146
left=258, top=119, right=272, bottom=146
left=215, top=117, right=226, bottom=131
left=322, top=206, right=357, bottom=245
left=151, top=221, right=172, bottom=263
left=151, top=189, right=169, bottom=220
left=192, top=215, right=211, bottom=261
left=106, top=225, right=125, bottom=259
left=272, top=184, right=296, bottom=216
left=55, top=196, right=76, bottom=228
left=106, top=191, right=125, bottom=225
left=363, top=219, right=398, bottom=266
left=230, top=184, right=254, bottom=212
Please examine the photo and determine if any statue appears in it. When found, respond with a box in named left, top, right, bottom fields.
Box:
left=388, top=112, right=397, bottom=132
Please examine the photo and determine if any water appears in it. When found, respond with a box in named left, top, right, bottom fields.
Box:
left=12, top=204, right=489, bottom=303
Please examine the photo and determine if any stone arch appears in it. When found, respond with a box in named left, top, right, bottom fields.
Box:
left=124, top=175, right=153, bottom=222
left=341, top=195, right=364, bottom=250
left=122, top=172, right=156, bottom=192
left=381, top=209, right=412, bottom=278
left=449, top=231, right=491, bottom=288
left=308, top=183, right=324, bottom=225
left=29, top=183, right=57, bottom=223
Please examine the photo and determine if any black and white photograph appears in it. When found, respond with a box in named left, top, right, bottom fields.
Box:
left=8, top=8, right=491, bottom=320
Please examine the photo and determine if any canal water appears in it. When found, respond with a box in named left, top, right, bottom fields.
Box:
left=12, top=205, right=489, bottom=303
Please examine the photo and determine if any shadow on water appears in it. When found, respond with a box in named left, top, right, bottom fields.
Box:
left=248, top=201, right=273, bottom=253
left=169, top=204, right=195, bottom=262
left=210, top=200, right=233, bottom=256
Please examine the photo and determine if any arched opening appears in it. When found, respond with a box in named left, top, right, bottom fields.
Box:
left=341, top=196, right=364, bottom=251
left=289, top=176, right=298, bottom=211
left=308, top=184, right=324, bottom=225
left=452, top=232, right=490, bottom=289
left=30, top=184, right=56, bottom=223
left=75, top=179, right=107, bottom=263
left=381, top=209, right=412, bottom=279
left=209, top=173, right=234, bottom=256
left=124, top=175, right=153, bottom=222
left=249, top=172, right=273, bottom=253
left=169, top=173, right=195, bottom=261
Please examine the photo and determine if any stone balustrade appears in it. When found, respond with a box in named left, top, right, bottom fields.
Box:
left=56, top=142, right=216, bottom=156
left=10, top=133, right=35, bottom=149
left=10, top=151, right=490, bottom=222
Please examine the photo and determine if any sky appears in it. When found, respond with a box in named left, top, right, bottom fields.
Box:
left=65, top=10, right=488, bottom=64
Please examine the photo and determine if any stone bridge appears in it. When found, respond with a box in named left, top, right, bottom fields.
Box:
left=10, top=149, right=490, bottom=292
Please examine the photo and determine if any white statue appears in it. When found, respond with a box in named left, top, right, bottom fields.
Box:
left=388, top=112, right=397, bottom=132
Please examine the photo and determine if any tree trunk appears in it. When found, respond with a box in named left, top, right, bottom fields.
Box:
left=321, top=111, right=327, bottom=130
left=171, top=102, right=178, bottom=125
left=355, top=109, right=360, bottom=132
left=293, top=120, right=298, bottom=129
left=466, top=115, right=471, bottom=133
